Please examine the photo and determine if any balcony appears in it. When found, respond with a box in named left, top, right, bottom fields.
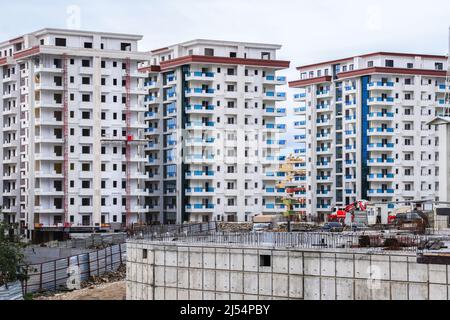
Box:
left=144, top=81, right=158, bottom=89
left=367, top=143, right=395, bottom=151
left=186, top=105, right=215, bottom=113
left=367, top=112, right=394, bottom=121
left=344, top=86, right=356, bottom=92
left=144, top=112, right=158, bottom=120
left=316, top=204, right=332, bottom=211
left=264, top=75, right=287, bottom=85
left=295, top=134, right=307, bottom=141
left=294, top=106, right=306, bottom=114
left=186, top=121, right=215, bottom=130
left=316, top=176, right=332, bottom=182
left=294, top=121, right=307, bottom=128
left=344, top=115, right=357, bottom=122
left=317, top=104, right=331, bottom=112
left=264, top=91, right=286, bottom=101
left=368, top=82, right=394, bottom=90
left=367, top=97, right=394, bottom=105
left=185, top=71, right=215, bottom=81
left=367, top=158, right=395, bottom=166
left=367, top=128, right=394, bottom=136
left=185, top=137, right=215, bottom=147
left=367, top=173, right=395, bottom=182
left=185, top=88, right=215, bottom=98
left=316, top=90, right=331, bottom=98
left=184, top=154, right=215, bottom=164
left=316, top=161, right=332, bottom=169
left=316, top=133, right=331, bottom=141
left=294, top=93, right=306, bottom=101
left=316, top=118, right=331, bottom=126
left=185, top=171, right=215, bottom=179
left=368, top=189, right=395, bottom=196
left=185, top=204, right=215, bottom=213
left=263, top=107, right=286, bottom=117
left=316, top=147, right=332, bottom=155
left=185, top=187, right=215, bottom=195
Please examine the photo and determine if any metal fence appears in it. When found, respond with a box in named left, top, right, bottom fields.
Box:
left=139, top=231, right=423, bottom=252
left=131, top=222, right=217, bottom=239
left=27, top=233, right=127, bottom=249
left=22, top=243, right=126, bottom=295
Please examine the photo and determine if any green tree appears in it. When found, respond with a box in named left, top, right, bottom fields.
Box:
left=0, top=219, right=26, bottom=287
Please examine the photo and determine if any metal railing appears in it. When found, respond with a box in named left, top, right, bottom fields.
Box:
left=136, top=231, right=423, bottom=252
left=27, top=233, right=127, bottom=249
left=130, top=221, right=217, bottom=239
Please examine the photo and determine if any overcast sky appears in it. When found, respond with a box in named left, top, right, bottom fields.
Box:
left=1, top=0, right=449, bottom=154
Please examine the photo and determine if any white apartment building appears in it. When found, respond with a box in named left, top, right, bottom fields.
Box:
left=139, top=39, right=290, bottom=224
left=290, top=52, right=448, bottom=223
left=0, top=29, right=148, bottom=242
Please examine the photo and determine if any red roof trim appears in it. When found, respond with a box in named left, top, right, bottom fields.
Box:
left=0, top=57, right=7, bottom=66
left=289, top=76, right=332, bottom=88
left=160, top=55, right=290, bottom=70
left=138, top=65, right=161, bottom=73
left=337, top=67, right=447, bottom=79
left=13, top=45, right=40, bottom=60
left=296, top=52, right=447, bottom=70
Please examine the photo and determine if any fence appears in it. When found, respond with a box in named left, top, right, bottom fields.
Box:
left=27, top=233, right=127, bottom=249
left=0, top=282, right=23, bottom=300
left=140, top=231, right=423, bottom=252
left=22, top=243, right=126, bottom=295
left=131, top=222, right=217, bottom=239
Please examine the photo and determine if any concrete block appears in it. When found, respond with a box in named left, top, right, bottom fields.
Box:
left=259, top=273, right=272, bottom=296
left=429, top=264, right=447, bottom=284
left=273, top=274, right=288, bottom=298
left=273, top=252, right=288, bottom=274
left=177, top=289, right=189, bottom=300
left=243, top=251, right=258, bottom=272
left=203, top=249, right=216, bottom=269
left=408, top=262, right=428, bottom=283
left=320, top=253, right=336, bottom=277
left=370, top=255, right=390, bottom=281
left=136, top=263, right=143, bottom=283
left=216, top=249, right=230, bottom=270
left=230, top=249, right=244, bottom=271
left=154, top=266, right=165, bottom=286
left=203, top=270, right=216, bottom=291
left=177, top=269, right=189, bottom=289
left=243, top=294, right=258, bottom=300
left=142, top=264, right=148, bottom=284
left=303, top=253, right=320, bottom=276
left=289, top=275, right=303, bottom=299
left=336, top=278, right=353, bottom=300
left=288, top=252, right=303, bottom=275
left=203, top=291, right=216, bottom=300
left=370, top=280, right=391, bottom=300
left=321, top=277, right=336, bottom=300
left=354, top=255, right=371, bottom=279
left=354, top=279, right=371, bottom=300
left=131, top=263, right=137, bottom=282
left=126, top=281, right=132, bottom=300
left=189, top=290, right=203, bottom=300
left=165, top=266, right=177, bottom=287
left=303, top=276, right=320, bottom=300
left=165, top=287, right=177, bottom=300
left=230, top=272, right=244, bottom=293
left=177, top=248, right=189, bottom=268
left=429, top=284, right=447, bottom=300
left=216, top=271, right=230, bottom=292
left=147, top=264, right=154, bottom=285
left=165, top=250, right=177, bottom=267
left=154, top=287, right=165, bottom=300
left=147, top=284, right=154, bottom=300
left=154, top=250, right=165, bottom=266
left=390, top=257, right=408, bottom=281
left=189, top=269, right=203, bottom=290
left=243, top=273, right=258, bottom=295
left=231, top=294, right=244, bottom=300
left=189, top=249, right=203, bottom=268
left=409, top=283, right=428, bottom=300
left=391, top=282, right=408, bottom=300
left=216, top=293, right=230, bottom=300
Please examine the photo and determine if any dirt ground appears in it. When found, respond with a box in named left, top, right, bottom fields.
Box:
left=34, top=281, right=126, bottom=300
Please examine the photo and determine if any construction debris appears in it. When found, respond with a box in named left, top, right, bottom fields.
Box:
left=81, top=264, right=126, bottom=289
left=418, top=240, right=448, bottom=251
left=218, top=223, right=253, bottom=233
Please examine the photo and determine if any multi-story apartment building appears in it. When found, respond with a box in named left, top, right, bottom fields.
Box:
left=0, top=28, right=148, bottom=241
left=290, top=52, right=448, bottom=222
left=139, top=39, right=290, bottom=224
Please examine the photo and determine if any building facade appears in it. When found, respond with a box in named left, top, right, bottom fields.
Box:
left=139, top=39, right=290, bottom=224
left=290, top=52, right=448, bottom=222
left=0, top=29, right=148, bottom=241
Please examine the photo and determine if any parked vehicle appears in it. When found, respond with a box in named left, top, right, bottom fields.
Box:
left=321, top=222, right=344, bottom=232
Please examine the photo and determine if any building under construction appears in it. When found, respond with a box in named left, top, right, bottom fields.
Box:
left=0, top=29, right=149, bottom=242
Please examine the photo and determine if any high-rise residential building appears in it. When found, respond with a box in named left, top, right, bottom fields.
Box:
left=0, top=28, right=148, bottom=242
left=290, top=52, right=448, bottom=223
left=139, top=39, right=290, bottom=224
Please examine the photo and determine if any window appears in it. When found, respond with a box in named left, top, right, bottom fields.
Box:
left=55, top=38, right=67, bottom=47
left=84, top=42, right=93, bottom=49
left=385, top=60, right=394, bottom=67
left=260, top=255, right=271, bottom=267
left=407, top=63, right=414, bottom=69
left=204, top=48, right=214, bottom=56
left=143, top=249, right=148, bottom=259
left=435, top=62, right=444, bottom=70
left=82, top=60, right=90, bottom=67
left=367, top=61, right=374, bottom=68
left=261, top=52, right=271, bottom=60
left=229, top=52, right=237, bottom=58
left=121, top=43, right=131, bottom=51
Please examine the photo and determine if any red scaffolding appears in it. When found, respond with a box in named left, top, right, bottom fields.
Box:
left=125, top=58, right=132, bottom=226
left=62, top=54, right=69, bottom=226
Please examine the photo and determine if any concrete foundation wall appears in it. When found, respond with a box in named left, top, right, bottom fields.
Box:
left=126, top=241, right=450, bottom=300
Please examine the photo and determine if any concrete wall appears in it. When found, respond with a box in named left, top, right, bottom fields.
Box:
left=126, top=240, right=450, bottom=300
